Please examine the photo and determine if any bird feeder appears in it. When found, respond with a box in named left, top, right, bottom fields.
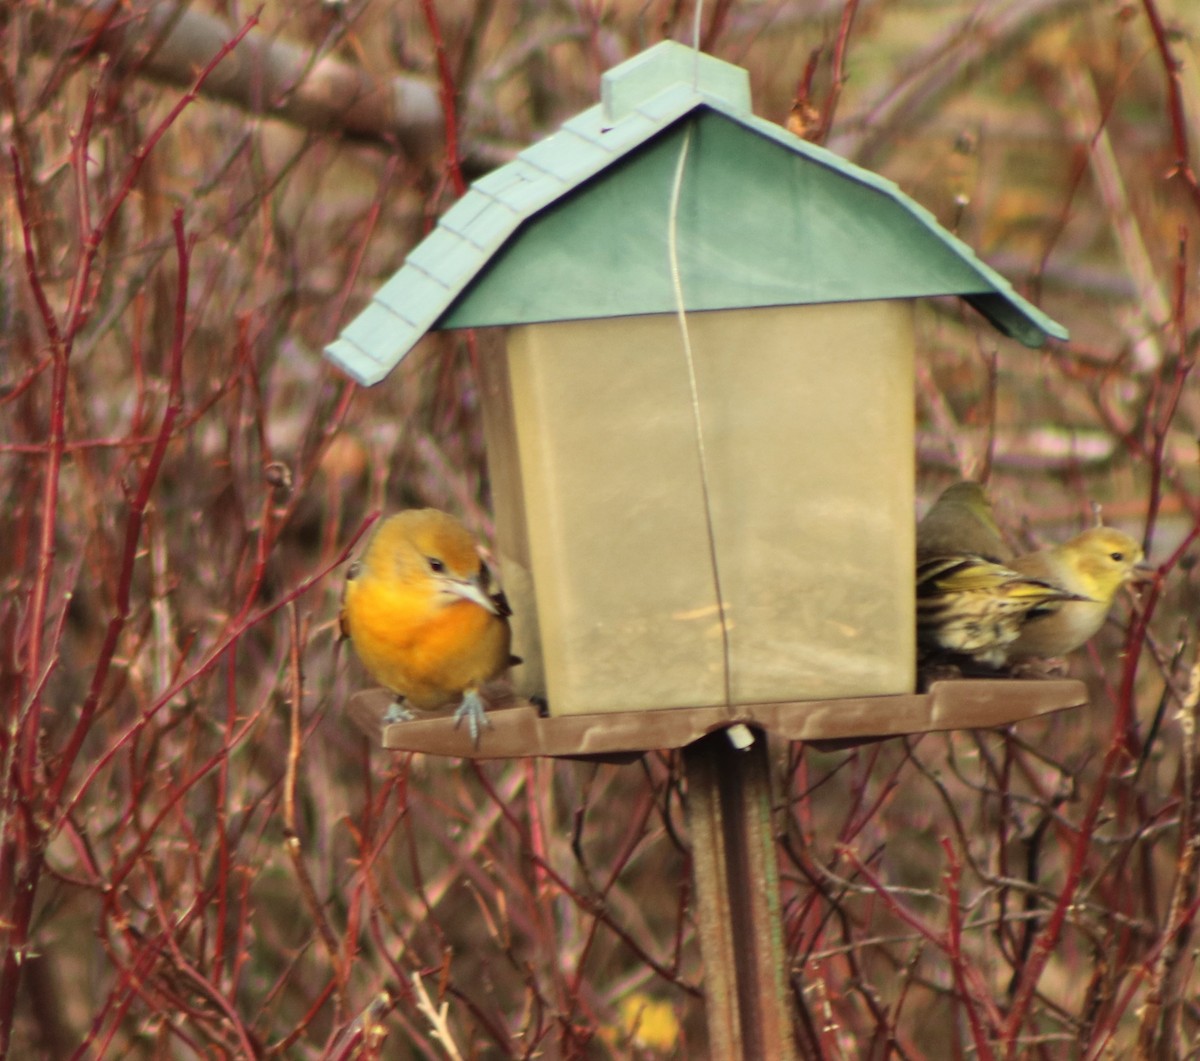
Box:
left=328, top=42, right=1089, bottom=1058
left=327, top=41, right=1085, bottom=757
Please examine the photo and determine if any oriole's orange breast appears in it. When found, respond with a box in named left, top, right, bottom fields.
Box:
left=343, top=577, right=511, bottom=710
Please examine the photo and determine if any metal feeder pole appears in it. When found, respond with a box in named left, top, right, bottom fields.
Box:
left=683, top=729, right=798, bottom=1060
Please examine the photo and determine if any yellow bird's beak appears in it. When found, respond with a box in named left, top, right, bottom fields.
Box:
left=1130, top=561, right=1157, bottom=585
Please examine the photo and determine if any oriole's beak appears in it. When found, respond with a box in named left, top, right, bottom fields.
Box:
left=445, top=575, right=502, bottom=615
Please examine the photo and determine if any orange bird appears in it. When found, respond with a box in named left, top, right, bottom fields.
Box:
left=340, top=509, right=515, bottom=744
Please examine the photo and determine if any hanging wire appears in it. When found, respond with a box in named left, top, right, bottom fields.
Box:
left=671, top=0, right=746, bottom=731
left=667, top=123, right=735, bottom=712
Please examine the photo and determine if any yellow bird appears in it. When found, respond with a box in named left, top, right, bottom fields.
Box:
left=1007, top=526, right=1149, bottom=660
left=340, top=509, right=515, bottom=744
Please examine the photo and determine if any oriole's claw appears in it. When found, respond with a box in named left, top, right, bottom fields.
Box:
left=383, top=699, right=415, bottom=725
left=453, top=689, right=491, bottom=747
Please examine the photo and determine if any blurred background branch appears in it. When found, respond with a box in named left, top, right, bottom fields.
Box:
left=31, top=1, right=515, bottom=172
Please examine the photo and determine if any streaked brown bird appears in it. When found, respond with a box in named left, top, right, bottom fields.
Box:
left=916, top=478, right=1150, bottom=669
left=916, top=553, right=1084, bottom=667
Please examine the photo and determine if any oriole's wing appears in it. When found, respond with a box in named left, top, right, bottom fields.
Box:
left=338, top=558, right=361, bottom=641
left=485, top=567, right=513, bottom=617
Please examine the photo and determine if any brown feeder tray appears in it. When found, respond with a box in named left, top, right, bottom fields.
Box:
left=345, top=679, right=1088, bottom=761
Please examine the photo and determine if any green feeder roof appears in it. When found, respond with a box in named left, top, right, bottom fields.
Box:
left=326, top=41, right=1068, bottom=386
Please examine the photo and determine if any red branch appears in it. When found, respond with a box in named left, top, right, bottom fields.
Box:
left=1002, top=633, right=1150, bottom=1048
left=1141, top=0, right=1200, bottom=214
left=942, top=839, right=1000, bottom=1060
left=56, top=520, right=373, bottom=827
left=48, top=210, right=189, bottom=806
left=418, top=0, right=467, bottom=198
left=816, top=0, right=861, bottom=144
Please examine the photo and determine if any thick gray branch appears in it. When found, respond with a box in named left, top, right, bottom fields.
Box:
left=43, top=3, right=511, bottom=171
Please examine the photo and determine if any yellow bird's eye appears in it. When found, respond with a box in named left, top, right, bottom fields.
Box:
left=1110, top=552, right=1124, bottom=562
left=427, top=557, right=446, bottom=573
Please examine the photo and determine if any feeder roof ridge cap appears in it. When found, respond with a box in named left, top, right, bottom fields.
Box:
left=601, top=40, right=751, bottom=123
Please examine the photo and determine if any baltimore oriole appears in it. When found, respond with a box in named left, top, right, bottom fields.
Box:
left=340, top=509, right=515, bottom=744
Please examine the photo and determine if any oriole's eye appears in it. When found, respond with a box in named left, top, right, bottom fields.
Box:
left=427, top=557, right=446, bottom=573
left=1110, top=552, right=1125, bottom=562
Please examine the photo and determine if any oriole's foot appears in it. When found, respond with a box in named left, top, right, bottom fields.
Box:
left=453, top=689, right=491, bottom=747
left=383, top=699, right=415, bottom=725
